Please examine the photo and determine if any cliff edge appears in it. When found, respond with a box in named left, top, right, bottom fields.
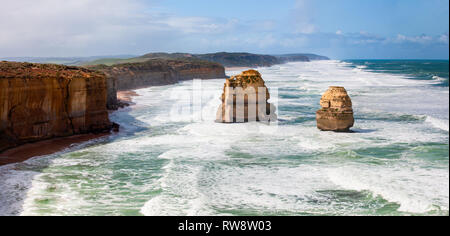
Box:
left=0, top=62, right=113, bottom=152
left=89, top=58, right=226, bottom=109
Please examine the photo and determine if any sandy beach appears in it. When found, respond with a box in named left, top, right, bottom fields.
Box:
left=0, top=91, right=140, bottom=166
left=0, top=133, right=110, bottom=166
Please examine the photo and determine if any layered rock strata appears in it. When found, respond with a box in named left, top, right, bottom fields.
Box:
left=89, top=59, right=226, bottom=109
left=216, top=70, right=277, bottom=123
left=90, top=58, right=226, bottom=90
left=316, top=86, right=354, bottom=132
left=0, top=62, right=113, bottom=152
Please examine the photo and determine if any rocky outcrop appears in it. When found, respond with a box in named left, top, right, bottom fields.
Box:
left=89, top=58, right=226, bottom=95
left=0, top=62, right=113, bottom=152
left=316, top=86, right=354, bottom=132
left=216, top=70, right=277, bottom=123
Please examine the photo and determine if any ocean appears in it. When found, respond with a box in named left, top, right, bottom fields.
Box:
left=0, top=60, right=448, bottom=216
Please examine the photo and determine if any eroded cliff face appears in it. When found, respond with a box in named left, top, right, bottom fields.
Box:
left=91, top=58, right=226, bottom=90
left=216, top=70, right=277, bottom=123
left=0, top=62, right=112, bottom=152
left=106, top=76, right=118, bottom=110
left=89, top=59, right=225, bottom=109
left=316, top=86, right=354, bottom=132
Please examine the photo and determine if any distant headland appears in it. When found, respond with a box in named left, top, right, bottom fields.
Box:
left=2, top=52, right=329, bottom=67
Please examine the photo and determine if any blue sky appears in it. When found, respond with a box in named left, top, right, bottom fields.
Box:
left=162, top=0, right=448, bottom=36
left=0, top=0, right=448, bottom=59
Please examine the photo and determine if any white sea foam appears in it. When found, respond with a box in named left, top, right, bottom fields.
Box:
left=1, top=60, right=448, bottom=216
left=432, top=75, right=447, bottom=82
left=356, top=65, right=368, bottom=70
left=327, top=163, right=449, bottom=213
left=140, top=60, right=448, bottom=215
left=425, top=116, right=449, bottom=132
left=0, top=167, right=37, bottom=216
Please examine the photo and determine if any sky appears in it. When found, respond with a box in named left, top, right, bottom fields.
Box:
left=0, top=0, right=448, bottom=59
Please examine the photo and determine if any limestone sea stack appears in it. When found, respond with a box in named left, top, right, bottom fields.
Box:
left=316, top=86, right=354, bottom=132
left=0, top=62, right=113, bottom=152
left=216, top=70, right=277, bottom=123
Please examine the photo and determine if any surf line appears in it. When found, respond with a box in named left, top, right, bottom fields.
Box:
left=178, top=220, right=213, bottom=234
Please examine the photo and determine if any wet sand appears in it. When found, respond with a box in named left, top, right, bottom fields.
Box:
left=0, top=90, right=140, bottom=166
left=0, top=133, right=109, bottom=166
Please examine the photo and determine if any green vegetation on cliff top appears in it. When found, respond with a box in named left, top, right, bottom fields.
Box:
left=81, top=52, right=328, bottom=67
left=1, top=52, right=329, bottom=68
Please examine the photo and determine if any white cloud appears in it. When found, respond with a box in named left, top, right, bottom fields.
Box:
left=438, top=33, right=449, bottom=44
left=0, top=0, right=447, bottom=59
left=160, top=17, right=221, bottom=34
left=293, top=0, right=317, bottom=34
left=333, top=31, right=446, bottom=47
left=393, top=34, right=433, bottom=44
left=0, top=0, right=233, bottom=56
left=0, top=0, right=144, bottom=55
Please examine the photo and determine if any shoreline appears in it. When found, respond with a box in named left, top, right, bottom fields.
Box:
left=0, top=90, right=139, bottom=166
left=0, top=133, right=109, bottom=166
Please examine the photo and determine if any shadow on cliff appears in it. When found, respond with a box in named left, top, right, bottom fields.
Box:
left=0, top=107, right=149, bottom=216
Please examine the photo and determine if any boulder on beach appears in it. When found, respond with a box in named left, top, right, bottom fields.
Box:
left=316, top=86, right=354, bottom=132
left=215, top=70, right=277, bottom=123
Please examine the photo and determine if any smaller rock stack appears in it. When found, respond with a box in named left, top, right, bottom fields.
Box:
left=316, top=86, right=354, bottom=132
left=216, top=70, right=277, bottom=123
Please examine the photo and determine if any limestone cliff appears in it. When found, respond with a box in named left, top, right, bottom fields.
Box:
left=90, top=58, right=225, bottom=89
left=0, top=62, right=113, bottom=152
left=106, top=76, right=118, bottom=110
left=89, top=59, right=226, bottom=109
left=216, top=70, right=277, bottom=123
left=316, top=86, right=354, bottom=132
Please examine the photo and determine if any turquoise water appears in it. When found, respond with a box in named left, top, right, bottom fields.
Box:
left=0, top=60, right=448, bottom=216
left=345, top=60, right=449, bottom=87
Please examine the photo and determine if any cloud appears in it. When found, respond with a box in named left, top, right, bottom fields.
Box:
left=0, top=0, right=145, bottom=55
left=327, top=30, right=447, bottom=47
left=320, top=31, right=449, bottom=59
left=393, top=34, right=433, bottom=44
left=438, top=33, right=449, bottom=44
left=0, top=0, right=447, bottom=59
left=158, top=17, right=225, bottom=34
left=292, top=0, right=317, bottom=34
left=0, top=0, right=235, bottom=56
left=0, top=0, right=311, bottom=56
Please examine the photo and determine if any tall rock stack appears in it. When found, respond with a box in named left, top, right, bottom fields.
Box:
left=216, top=70, right=277, bottom=123
left=316, top=86, right=354, bottom=132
